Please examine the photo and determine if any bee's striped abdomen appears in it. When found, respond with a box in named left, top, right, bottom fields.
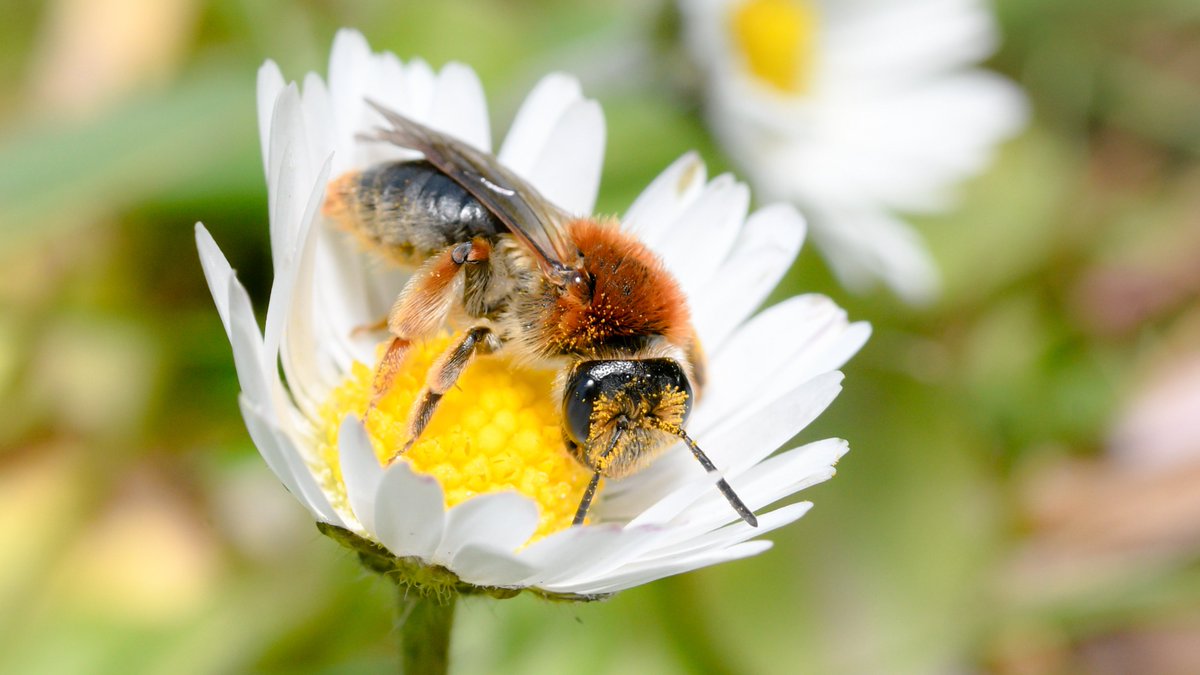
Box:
left=324, top=160, right=504, bottom=264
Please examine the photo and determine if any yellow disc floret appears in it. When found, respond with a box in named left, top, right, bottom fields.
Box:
left=313, top=334, right=597, bottom=541
left=730, top=0, right=818, bottom=94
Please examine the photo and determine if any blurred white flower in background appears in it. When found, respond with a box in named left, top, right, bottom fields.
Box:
left=679, top=0, right=1028, bottom=303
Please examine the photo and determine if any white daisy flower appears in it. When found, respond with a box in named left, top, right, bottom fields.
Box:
left=679, top=0, right=1029, bottom=303
left=195, top=29, right=868, bottom=597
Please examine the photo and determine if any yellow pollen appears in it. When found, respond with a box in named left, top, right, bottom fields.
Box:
left=314, top=334, right=597, bottom=541
left=729, top=0, right=817, bottom=94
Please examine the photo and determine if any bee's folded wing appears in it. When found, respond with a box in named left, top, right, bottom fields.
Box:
left=362, top=100, right=580, bottom=284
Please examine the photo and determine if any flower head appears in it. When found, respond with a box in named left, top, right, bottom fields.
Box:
left=679, top=0, right=1028, bottom=302
left=196, top=29, right=867, bottom=597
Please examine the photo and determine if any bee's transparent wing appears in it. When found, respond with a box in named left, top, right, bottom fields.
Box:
left=363, top=100, right=579, bottom=283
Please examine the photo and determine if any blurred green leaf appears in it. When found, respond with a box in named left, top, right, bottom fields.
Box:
left=0, top=65, right=258, bottom=249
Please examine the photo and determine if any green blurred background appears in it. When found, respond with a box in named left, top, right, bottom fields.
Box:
left=3, top=0, right=1200, bottom=673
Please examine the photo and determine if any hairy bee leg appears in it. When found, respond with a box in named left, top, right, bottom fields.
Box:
left=387, top=239, right=489, bottom=339
left=367, top=336, right=411, bottom=413
left=366, top=239, right=490, bottom=414
left=394, top=325, right=498, bottom=459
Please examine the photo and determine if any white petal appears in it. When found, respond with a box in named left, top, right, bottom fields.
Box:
left=709, top=369, right=845, bottom=474
left=432, top=492, right=540, bottom=566
left=312, top=227, right=392, bottom=369
left=430, top=62, right=492, bottom=152
left=218, top=237, right=313, bottom=437
left=354, top=53, right=417, bottom=168
left=517, top=524, right=663, bottom=588
left=277, top=223, right=341, bottom=418
left=655, top=173, right=748, bottom=297
left=264, top=84, right=314, bottom=270
left=524, top=99, right=606, bottom=214
left=512, top=525, right=625, bottom=586
left=822, top=0, right=998, bottom=84
left=692, top=203, right=807, bottom=350
left=239, top=397, right=342, bottom=526
left=696, top=294, right=862, bottom=432
left=267, top=154, right=335, bottom=418
left=399, top=58, right=437, bottom=120
left=327, top=28, right=373, bottom=174
left=196, top=232, right=270, bottom=409
left=608, top=474, right=715, bottom=528
left=373, top=461, right=446, bottom=559
left=450, top=545, right=537, bottom=587
left=300, top=72, right=335, bottom=165
left=623, top=152, right=707, bottom=242
left=256, top=61, right=285, bottom=177
left=550, top=541, right=772, bottom=595
left=810, top=204, right=941, bottom=304
left=640, top=501, right=811, bottom=562
left=499, top=73, right=583, bottom=176
left=675, top=439, right=845, bottom=531
left=194, top=224, right=234, bottom=333
left=337, top=417, right=383, bottom=534
left=822, top=72, right=1027, bottom=213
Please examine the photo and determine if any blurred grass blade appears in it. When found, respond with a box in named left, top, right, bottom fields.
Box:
left=0, top=67, right=257, bottom=248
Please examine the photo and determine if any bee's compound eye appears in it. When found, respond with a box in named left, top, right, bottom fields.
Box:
left=563, top=360, right=639, bottom=445
left=563, top=363, right=605, bottom=446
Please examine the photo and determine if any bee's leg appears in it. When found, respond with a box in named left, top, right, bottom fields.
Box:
left=368, top=335, right=412, bottom=412
left=367, top=239, right=490, bottom=411
left=393, top=325, right=499, bottom=460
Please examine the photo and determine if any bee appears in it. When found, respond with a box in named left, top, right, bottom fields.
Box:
left=323, top=101, right=757, bottom=528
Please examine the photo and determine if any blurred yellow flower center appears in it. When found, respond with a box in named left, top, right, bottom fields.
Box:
left=730, top=0, right=817, bottom=93
left=314, top=334, right=596, bottom=540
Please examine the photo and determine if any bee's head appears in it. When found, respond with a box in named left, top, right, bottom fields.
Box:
left=562, top=358, right=693, bottom=476
left=562, top=358, right=758, bottom=529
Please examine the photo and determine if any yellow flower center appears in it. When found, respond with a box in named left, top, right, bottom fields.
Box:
left=729, top=0, right=817, bottom=94
left=314, top=334, right=596, bottom=541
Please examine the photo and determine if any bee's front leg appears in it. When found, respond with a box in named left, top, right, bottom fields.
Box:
left=367, top=239, right=490, bottom=415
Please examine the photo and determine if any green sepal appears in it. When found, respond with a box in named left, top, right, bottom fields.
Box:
left=316, top=522, right=611, bottom=603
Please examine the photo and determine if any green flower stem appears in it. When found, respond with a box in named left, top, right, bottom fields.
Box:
left=397, top=589, right=457, bottom=675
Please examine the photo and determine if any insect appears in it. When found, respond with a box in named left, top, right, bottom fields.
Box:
left=322, top=101, right=757, bottom=528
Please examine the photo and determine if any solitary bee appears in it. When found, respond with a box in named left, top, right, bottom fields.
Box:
left=323, top=102, right=756, bottom=527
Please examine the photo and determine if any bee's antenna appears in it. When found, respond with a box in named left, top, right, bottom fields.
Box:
left=676, top=429, right=758, bottom=527
left=572, top=424, right=626, bottom=526
left=573, top=471, right=603, bottom=527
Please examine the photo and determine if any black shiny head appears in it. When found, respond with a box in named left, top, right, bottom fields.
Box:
left=562, top=358, right=693, bottom=448
left=562, top=357, right=760, bottom=529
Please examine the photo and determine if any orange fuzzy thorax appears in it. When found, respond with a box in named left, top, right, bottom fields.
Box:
left=543, top=219, right=692, bottom=356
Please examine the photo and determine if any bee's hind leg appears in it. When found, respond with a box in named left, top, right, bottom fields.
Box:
left=366, top=239, right=490, bottom=416
left=391, top=325, right=499, bottom=462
